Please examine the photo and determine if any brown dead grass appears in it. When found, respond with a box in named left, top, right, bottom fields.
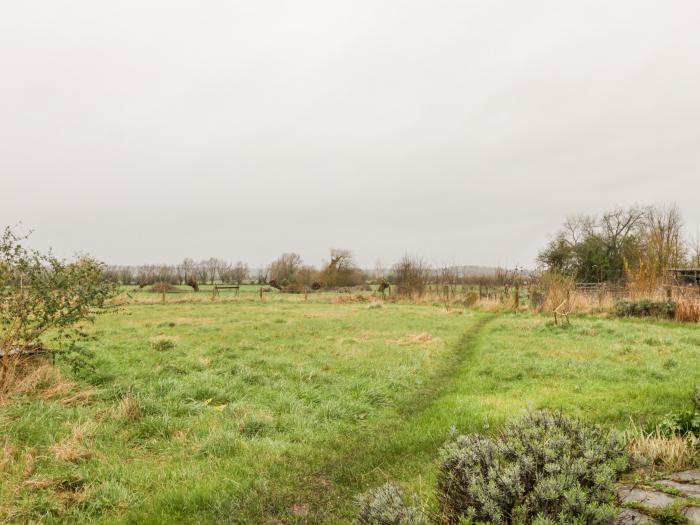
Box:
left=391, top=332, right=441, bottom=346
left=473, top=297, right=507, bottom=312
left=0, top=359, right=89, bottom=406
left=49, top=422, right=96, bottom=463
left=22, top=450, right=34, bottom=479
left=106, top=293, right=131, bottom=306
left=331, top=294, right=369, bottom=304
left=148, top=282, right=178, bottom=293
left=627, top=428, right=698, bottom=473
left=676, top=297, right=700, bottom=323
left=0, top=440, right=14, bottom=474
left=113, top=393, right=141, bottom=422
left=22, top=474, right=91, bottom=506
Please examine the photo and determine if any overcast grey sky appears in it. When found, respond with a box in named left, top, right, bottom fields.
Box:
left=1, top=1, right=699, bottom=269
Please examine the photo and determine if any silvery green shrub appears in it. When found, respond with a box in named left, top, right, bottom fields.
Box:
left=355, top=482, right=428, bottom=525
left=437, top=411, right=628, bottom=525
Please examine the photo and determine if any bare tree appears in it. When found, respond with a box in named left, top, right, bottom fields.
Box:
left=180, top=258, right=199, bottom=290
left=196, top=261, right=209, bottom=285
left=600, top=206, right=646, bottom=255
left=373, top=259, right=386, bottom=281
left=180, top=259, right=196, bottom=281
left=118, top=266, right=134, bottom=285
left=642, top=204, right=686, bottom=272
left=562, top=214, right=596, bottom=246
left=269, top=253, right=303, bottom=284
left=205, top=258, right=217, bottom=285
left=256, top=266, right=269, bottom=284
left=231, top=262, right=249, bottom=284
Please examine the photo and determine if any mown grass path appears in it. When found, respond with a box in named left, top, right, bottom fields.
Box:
left=253, top=312, right=700, bottom=524
left=254, top=313, right=500, bottom=524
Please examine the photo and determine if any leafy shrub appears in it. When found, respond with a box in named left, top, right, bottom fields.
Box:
left=355, top=483, right=427, bottom=525
left=654, top=410, right=700, bottom=437
left=437, top=411, right=629, bottom=525
left=150, top=335, right=176, bottom=351
left=643, top=385, right=700, bottom=438
left=0, top=227, right=116, bottom=395
left=614, top=300, right=675, bottom=319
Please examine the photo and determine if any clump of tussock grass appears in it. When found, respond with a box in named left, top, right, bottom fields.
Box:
left=626, top=423, right=699, bottom=473
left=129, top=414, right=176, bottom=440
left=49, top=421, right=96, bottom=463
left=150, top=334, right=176, bottom=351
left=196, top=429, right=240, bottom=457
left=22, top=449, right=35, bottom=478
left=21, top=472, right=91, bottom=510
left=332, top=294, right=369, bottom=304
left=237, top=409, right=275, bottom=437
left=0, top=438, right=14, bottom=474
left=0, top=359, right=83, bottom=405
left=113, top=392, right=141, bottom=422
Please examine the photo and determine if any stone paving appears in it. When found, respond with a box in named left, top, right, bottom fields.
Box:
left=617, top=470, right=700, bottom=524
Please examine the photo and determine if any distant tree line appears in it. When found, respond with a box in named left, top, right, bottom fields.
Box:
left=103, top=249, right=525, bottom=296
left=538, top=204, right=696, bottom=282
left=103, top=258, right=250, bottom=288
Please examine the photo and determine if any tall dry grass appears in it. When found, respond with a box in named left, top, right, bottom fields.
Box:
left=0, top=357, right=88, bottom=406
left=676, top=299, right=700, bottom=323
left=0, top=439, right=13, bottom=475
left=49, top=421, right=96, bottom=463
left=674, top=287, right=700, bottom=323
left=627, top=426, right=698, bottom=473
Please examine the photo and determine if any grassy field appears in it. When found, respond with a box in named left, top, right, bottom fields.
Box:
left=2, top=289, right=700, bottom=524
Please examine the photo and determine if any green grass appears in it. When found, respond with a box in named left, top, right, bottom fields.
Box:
left=2, top=296, right=700, bottom=524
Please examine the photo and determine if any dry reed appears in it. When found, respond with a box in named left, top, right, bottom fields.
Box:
left=675, top=292, right=700, bottom=323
